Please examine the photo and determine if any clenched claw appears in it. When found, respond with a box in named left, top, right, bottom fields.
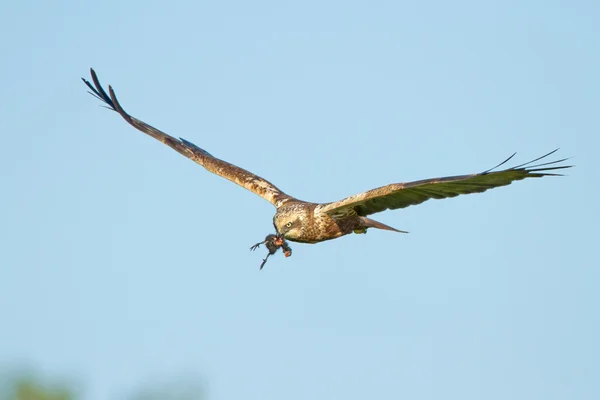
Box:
left=250, top=234, right=292, bottom=270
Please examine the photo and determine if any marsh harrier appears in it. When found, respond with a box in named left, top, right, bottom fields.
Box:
left=82, top=69, right=571, bottom=269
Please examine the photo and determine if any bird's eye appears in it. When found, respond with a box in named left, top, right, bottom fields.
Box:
left=286, top=222, right=293, bottom=228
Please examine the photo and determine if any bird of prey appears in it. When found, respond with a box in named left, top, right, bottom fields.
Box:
left=82, top=69, right=571, bottom=269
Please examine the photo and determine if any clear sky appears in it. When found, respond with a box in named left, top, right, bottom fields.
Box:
left=1, top=0, right=598, bottom=399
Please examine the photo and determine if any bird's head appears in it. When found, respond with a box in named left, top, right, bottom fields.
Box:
left=274, top=216, right=303, bottom=240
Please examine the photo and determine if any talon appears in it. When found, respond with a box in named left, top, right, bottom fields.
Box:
left=250, top=243, right=261, bottom=251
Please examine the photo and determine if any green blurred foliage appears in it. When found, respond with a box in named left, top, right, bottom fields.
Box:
left=1, top=377, right=74, bottom=400
left=0, top=373, right=205, bottom=400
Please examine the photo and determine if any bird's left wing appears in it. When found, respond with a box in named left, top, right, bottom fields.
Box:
left=82, top=68, right=293, bottom=208
left=319, top=150, right=571, bottom=217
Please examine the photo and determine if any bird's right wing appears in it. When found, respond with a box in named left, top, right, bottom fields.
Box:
left=82, top=68, right=294, bottom=208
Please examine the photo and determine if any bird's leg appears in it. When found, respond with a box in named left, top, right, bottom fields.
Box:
left=259, top=252, right=272, bottom=270
left=260, top=235, right=279, bottom=270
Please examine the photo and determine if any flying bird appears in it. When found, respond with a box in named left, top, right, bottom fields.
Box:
left=82, top=69, right=571, bottom=269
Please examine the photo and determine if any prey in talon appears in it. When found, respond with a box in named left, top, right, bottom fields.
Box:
left=250, top=234, right=293, bottom=270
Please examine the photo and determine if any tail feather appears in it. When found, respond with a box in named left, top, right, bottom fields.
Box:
left=360, top=217, right=408, bottom=233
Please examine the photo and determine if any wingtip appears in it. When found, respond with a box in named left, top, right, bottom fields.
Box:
left=483, top=152, right=518, bottom=173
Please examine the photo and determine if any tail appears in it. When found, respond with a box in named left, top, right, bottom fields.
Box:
left=360, top=217, right=408, bottom=234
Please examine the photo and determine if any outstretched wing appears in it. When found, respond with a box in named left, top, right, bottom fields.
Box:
left=82, top=68, right=294, bottom=208
left=319, top=150, right=572, bottom=217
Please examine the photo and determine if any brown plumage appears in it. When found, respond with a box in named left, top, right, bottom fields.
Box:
left=82, top=69, right=572, bottom=269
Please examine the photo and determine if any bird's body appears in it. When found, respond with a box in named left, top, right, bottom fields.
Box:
left=273, top=202, right=402, bottom=243
left=274, top=202, right=352, bottom=244
left=82, top=69, right=571, bottom=268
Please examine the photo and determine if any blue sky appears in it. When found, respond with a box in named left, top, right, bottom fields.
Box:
left=1, top=0, right=598, bottom=399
